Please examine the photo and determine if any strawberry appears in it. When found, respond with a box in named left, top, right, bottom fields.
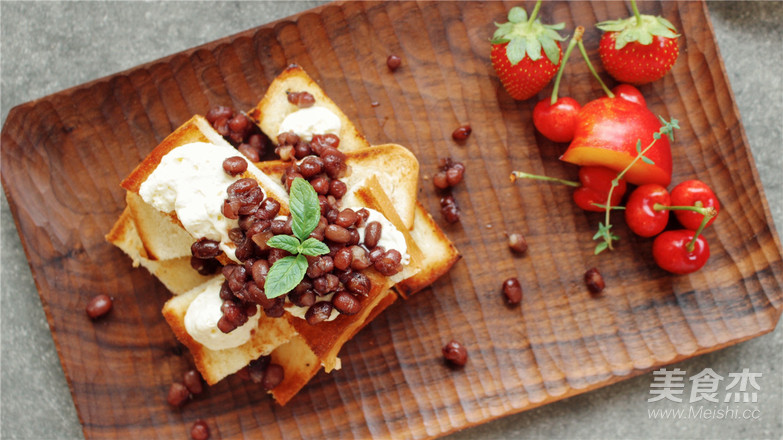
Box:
left=596, top=0, right=679, bottom=85
left=491, top=2, right=566, bottom=101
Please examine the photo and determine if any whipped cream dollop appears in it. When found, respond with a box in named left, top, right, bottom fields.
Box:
left=184, top=276, right=260, bottom=351
left=138, top=142, right=266, bottom=262
left=278, top=106, right=341, bottom=142
left=355, top=208, right=410, bottom=266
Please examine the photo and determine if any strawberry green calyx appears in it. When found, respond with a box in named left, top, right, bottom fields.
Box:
left=597, top=0, right=679, bottom=50
left=491, top=1, right=566, bottom=66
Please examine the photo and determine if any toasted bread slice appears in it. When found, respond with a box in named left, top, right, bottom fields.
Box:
left=120, top=115, right=290, bottom=264
left=106, top=206, right=214, bottom=294
left=161, top=277, right=297, bottom=385
left=249, top=65, right=370, bottom=152
left=254, top=144, right=418, bottom=229
left=395, top=202, right=461, bottom=297
left=270, top=289, right=397, bottom=406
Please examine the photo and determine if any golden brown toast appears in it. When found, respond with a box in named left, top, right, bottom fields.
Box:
left=249, top=65, right=370, bottom=152
left=105, top=206, right=214, bottom=294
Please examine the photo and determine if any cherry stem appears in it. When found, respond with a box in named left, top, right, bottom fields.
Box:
left=576, top=39, right=615, bottom=98
left=630, top=0, right=643, bottom=26
left=652, top=203, right=716, bottom=217
left=686, top=210, right=715, bottom=252
left=510, top=171, right=580, bottom=187
left=528, top=0, right=542, bottom=25
left=550, top=26, right=584, bottom=105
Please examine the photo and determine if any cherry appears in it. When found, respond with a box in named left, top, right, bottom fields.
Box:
left=533, top=27, right=582, bottom=143
left=572, top=166, right=627, bottom=212
left=652, top=230, right=710, bottom=274
left=533, top=97, right=581, bottom=143
left=611, top=84, right=646, bottom=107
left=669, top=180, right=720, bottom=230
left=625, top=184, right=670, bottom=237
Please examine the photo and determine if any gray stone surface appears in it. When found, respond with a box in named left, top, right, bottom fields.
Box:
left=1, top=1, right=780, bottom=439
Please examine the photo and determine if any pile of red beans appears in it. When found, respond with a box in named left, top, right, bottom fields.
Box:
left=205, top=106, right=269, bottom=162
left=190, top=95, right=405, bottom=332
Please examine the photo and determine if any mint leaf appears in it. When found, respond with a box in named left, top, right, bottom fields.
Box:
left=298, top=237, right=330, bottom=257
left=267, top=235, right=301, bottom=254
left=264, top=254, right=308, bottom=299
left=289, top=178, right=320, bottom=241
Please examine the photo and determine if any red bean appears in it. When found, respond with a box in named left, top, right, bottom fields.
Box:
left=190, top=420, right=210, bottom=440
left=584, top=268, right=605, bottom=294
left=287, top=91, right=315, bottom=108
left=310, top=134, right=340, bottom=155
left=508, top=233, right=527, bottom=254
left=86, top=294, right=113, bottom=319
left=329, top=179, right=347, bottom=198
left=387, top=54, right=402, bottom=71
left=452, top=124, right=472, bottom=141
left=277, top=131, right=300, bottom=147
left=346, top=272, right=371, bottom=296
left=325, top=224, right=351, bottom=243
left=349, top=246, right=372, bottom=270
left=222, top=156, right=248, bottom=176
left=299, top=156, right=323, bottom=178
left=206, top=105, right=233, bottom=124
left=335, top=209, right=358, bottom=228
left=183, top=370, right=203, bottom=395
left=333, top=247, right=353, bottom=270
left=332, top=291, right=361, bottom=315
left=305, top=302, right=334, bottom=325
left=167, top=382, right=190, bottom=407
left=442, top=340, right=468, bottom=367
left=262, top=364, right=285, bottom=390
left=502, top=277, right=523, bottom=305
left=363, top=221, right=382, bottom=248
left=440, top=195, right=460, bottom=223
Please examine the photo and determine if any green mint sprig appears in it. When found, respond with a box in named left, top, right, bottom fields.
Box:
left=594, top=116, right=679, bottom=254
left=263, top=178, right=329, bottom=299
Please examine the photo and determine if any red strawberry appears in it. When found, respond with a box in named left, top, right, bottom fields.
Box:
left=596, top=0, right=679, bottom=85
left=491, top=2, right=566, bottom=101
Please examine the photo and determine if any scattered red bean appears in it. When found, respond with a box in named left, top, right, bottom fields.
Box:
left=386, top=54, right=402, bottom=71
left=86, top=294, right=113, bottom=319
left=166, top=382, right=190, bottom=408
left=502, top=277, right=523, bottom=305
left=452, top=124, right=472, bottom=141
left=508, top=233, right=528, bottom=254
left=183, top=370, right=203, bottom=395
left=584, top=268, right=605, bottom=294
left=442, top=340, right=468, bottom=367
left=433, top=158, right=465, bottom=189
left=190, top=420, right=210, bottom=440
left=440, top=195, right=460, bottom=223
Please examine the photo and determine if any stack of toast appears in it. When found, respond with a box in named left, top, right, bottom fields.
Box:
left=106, top=65, right=459, bottom=405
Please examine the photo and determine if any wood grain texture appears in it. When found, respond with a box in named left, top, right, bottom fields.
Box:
left=1, top=1, right=781, bottom=439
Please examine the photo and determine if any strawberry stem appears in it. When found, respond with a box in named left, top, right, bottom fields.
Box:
left=549, top=26, right=584, bottom=105
left=527, top=0, right=542, bottom=25
left=576, top=39, right=615, bottom=98
left=630, top=0, right=643, bottom=26
left=510, top=171, right=580, bottom=187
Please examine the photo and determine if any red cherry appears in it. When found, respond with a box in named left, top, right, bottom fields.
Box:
left=611, top=84, right=646, bottom=107
left=572, top=166, right=627, bottom=212
left=652, top=230, right=710, bottom=274
left=669, top=180, right=720, bottom=230
left=533, top=97, right=581, bottom=143
left=625, top=184, right=670, bottom=237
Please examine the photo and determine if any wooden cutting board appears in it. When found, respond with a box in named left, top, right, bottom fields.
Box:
left=2, top=1, right=781, bottom=438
